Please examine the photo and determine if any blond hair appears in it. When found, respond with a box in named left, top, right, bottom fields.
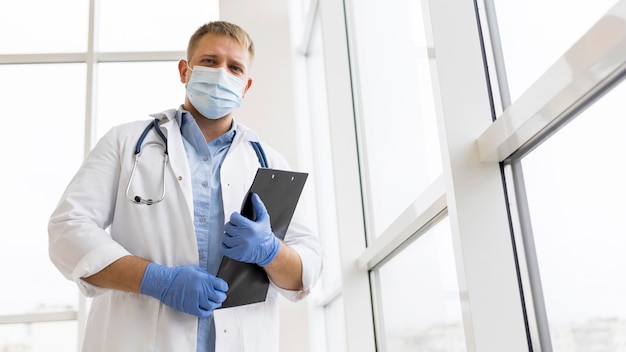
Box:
left=187, top=21, right=255, bottom=62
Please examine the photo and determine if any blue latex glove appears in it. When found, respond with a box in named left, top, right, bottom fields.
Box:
left=140, top=263, right=228, bottom=318
left=222, top=193, right=281, bottom=267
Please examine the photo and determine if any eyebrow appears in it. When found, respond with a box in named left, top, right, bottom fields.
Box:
left=198, top=53, right=247, bottom=68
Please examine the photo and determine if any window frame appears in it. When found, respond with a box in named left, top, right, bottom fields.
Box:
left=0, top=0, right=188, bottom=349
left=478, top=0, right=626, bottom=350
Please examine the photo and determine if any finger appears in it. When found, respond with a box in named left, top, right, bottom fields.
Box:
left=212, top=277, right=229, bottom=292
left=251, top=193, right=269, bottom=220
left=206, top=300, right=223, bottom=311
left=221, top=231, right=243, bottom=248
left=223, top=221, right=238, bottom=234
left=220, top=242, right=232, bottom=255
left=204, top=281, right=227, bottom=303
left=189, top=293, right=212, bottom=318
left=198, top=292, right=213, bottom=311
left=224, top=223, right=248, bottom=239
left=224, top=222, right=252, bottom=241
left=209, top=289, right=227, bottom=304
left=228, top=211, right=249, bottom=226
left=190, top=265, right=210, bottom=277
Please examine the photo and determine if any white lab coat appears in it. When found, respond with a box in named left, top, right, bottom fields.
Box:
left=48, top=108, right=322, bottom=352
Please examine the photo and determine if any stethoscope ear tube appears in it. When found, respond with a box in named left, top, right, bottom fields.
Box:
left=134, top=119, right=168, bottom=154
left=125, top=119, right=169, bottom=205
left=151, top=119, right=169, bottom=154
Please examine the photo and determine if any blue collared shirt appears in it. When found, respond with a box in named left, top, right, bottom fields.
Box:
left=176, top=107, right=236, bottom=352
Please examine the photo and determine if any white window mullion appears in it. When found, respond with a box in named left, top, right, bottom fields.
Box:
left=84, top=0, right=98, bottom=156
left=318, top=0, right=375, bottom=351
left=356, top=176, right=447, bottom=271
left=423, top=0, right=529, bottom=350
left=76, top=1, right=99, bottom=350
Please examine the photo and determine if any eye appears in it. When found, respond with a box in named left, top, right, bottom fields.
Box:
left=230, top=65, right=243, bottom=73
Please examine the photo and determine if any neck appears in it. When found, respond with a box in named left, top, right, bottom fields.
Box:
left=196, top=114, right=233, bottom=142
left=185, top=103, right=233, bottom=142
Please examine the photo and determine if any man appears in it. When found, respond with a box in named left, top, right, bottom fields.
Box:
left=48, top=21, right=322, bottom=352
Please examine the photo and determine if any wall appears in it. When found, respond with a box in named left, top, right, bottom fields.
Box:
left=219, top=0, right=300, bottom=168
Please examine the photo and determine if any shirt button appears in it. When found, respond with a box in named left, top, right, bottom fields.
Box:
left=203, top=156, right=208, bottom=161
left=201, top=181, right=208, bottom=187
left=199, top=215, right=206, bottom=223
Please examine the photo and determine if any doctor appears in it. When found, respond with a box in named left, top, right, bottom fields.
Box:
left=48, top=21, right=322, bottom=352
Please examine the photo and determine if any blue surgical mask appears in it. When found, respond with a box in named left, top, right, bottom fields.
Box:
left=186, top=65, right=246, bottom=119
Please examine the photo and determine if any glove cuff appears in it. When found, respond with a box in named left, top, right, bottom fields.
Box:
left=139, top=262, right=172, bottom=300
left=258, top=236, right=281, bottom=267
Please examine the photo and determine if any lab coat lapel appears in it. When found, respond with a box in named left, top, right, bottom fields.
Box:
left=152, top=110, right=194, bottom=224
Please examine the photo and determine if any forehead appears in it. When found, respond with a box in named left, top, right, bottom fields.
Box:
left=191, top=33, right=251, bottom=65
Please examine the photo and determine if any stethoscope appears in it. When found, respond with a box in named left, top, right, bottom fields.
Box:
left=125, top=119, right=169, bottom=205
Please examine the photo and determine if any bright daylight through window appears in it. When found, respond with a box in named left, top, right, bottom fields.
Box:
left=0, top=1, right=217, bottom=350
left=1, top=0, right=624, bottom=351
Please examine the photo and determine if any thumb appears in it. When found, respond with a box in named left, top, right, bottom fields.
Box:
left=251, top=193, right=269, bottom=221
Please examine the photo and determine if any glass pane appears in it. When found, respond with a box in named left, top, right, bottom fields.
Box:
left=95, top=62, right=186, bottom=139
left=493, top=0, right=617, bottom=103
left=521, top=82, right=626, bottom=350
left=0, top=0, right=88, bottom=54
left=0, top=64, right=85, bottom=315
left=348, top=0, right=442, bottom=236
left=376, top=218, right=466, bottom=351
left=98, top=0, right=219, bottom=52
left=0, top=321, right=77, bottom=352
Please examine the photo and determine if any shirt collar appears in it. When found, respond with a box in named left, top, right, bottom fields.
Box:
left=175, top=105, right=238, bottom=149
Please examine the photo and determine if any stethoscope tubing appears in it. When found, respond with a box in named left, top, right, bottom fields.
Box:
left=125, top=119, right=169, bottom=205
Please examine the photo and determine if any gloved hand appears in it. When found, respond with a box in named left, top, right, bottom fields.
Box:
left=222, top=193, right=281, bottom=267
left=140, top=263, right=228, bottom=318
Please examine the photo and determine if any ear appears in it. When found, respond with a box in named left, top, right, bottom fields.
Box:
left=242, top=77, right=253, bottom=98
left=178, top=59, right=189, bottom=84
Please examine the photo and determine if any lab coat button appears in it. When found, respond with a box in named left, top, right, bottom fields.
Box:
left=177, top=176, right=183, bottom=181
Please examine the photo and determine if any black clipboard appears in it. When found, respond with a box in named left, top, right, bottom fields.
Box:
left=217, top=168, right=308, bottom=308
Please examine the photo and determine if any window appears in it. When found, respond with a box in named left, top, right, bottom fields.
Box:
left=521, top=81, right=626, bottom=350
left=481, top=0, right=626, bottom=349
left=5, top=0, right=625, bottom=351
left=347, top=0, right=442, bottom=237
left=375, top=218, right=465, bottom=351
left=493, top=0, right=617, bottom=103
left=313, top=0, right=626, bottom=350
left=0, top=0, right=89, bottom=54
left=300, top=3, right=346, bottom=350
left=96, top=62, right=185, bottom=137
left=0, top=63, right=85, bottom=351
left=0, top=2, right=218, bottom=350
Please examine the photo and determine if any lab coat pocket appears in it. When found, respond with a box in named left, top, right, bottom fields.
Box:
left=83, top=292, right=161, bottom=351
